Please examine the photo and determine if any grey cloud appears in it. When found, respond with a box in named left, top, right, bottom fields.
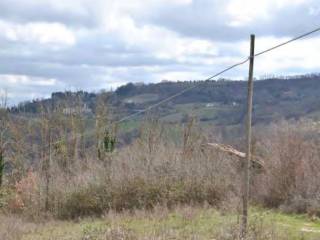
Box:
left=139, top=0, right=320, bottom=41
left=0, top=0, right=98, bottom=27
left=0, top=30, right=178, bottom=69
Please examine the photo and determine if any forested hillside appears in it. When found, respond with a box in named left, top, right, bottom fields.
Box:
left=10, top=74, right=320, bottom=126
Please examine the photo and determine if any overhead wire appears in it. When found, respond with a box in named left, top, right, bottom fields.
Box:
left=116, top=57, right=250, bottom=123
left=255, top=26, right=320, bottom=57
left=116, top=26, right=320, bottom=123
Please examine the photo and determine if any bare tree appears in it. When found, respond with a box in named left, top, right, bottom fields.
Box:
left=0, top=91, right=9, bottom=187
left=38, top=104, right=49, bottom=211
left=95, top=92, right=110, bottom=160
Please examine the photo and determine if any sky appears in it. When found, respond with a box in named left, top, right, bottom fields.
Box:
left=0, top=0, right=320, bottom=104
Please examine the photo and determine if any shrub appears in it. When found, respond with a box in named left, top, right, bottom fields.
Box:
left=57, top=177, right=227, bottom=219
left=0, top=187, right=14, bottom=211
left=6, top=170, right=40, bottom=219
left=58, top=184, right=111, bottom=219
left=253, top=120, right=320, bottom=214
left=111, top=180, right=157, bottom=211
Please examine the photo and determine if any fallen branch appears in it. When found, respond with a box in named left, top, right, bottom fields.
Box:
left=207, top=142, right=265, bottom=170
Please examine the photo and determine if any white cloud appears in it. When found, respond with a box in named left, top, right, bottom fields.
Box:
left=226, top=0, right=309, bottom=27
left=1, top=74, right=57, bottom=86
left=0, top=20, right=76, bottom=46
left=227, top=0, right=309, bottom=26
left=254, top=36, right=320, bottom=73
left=0, top=74, right=63, bottom=104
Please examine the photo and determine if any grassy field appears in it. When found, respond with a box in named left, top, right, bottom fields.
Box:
left=11, top=207, right=319, bottom=240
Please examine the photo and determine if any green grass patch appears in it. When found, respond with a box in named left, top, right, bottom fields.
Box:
left=21, top=207, right=320, bottom=240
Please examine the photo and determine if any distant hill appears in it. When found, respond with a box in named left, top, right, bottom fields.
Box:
left=9, top=74, right=320, bottom=126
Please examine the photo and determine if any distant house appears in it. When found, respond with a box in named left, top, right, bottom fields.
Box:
left=63, top=104, right=92, bottom=115
left=282, top=91, right=296, bottom=99
left=232, top=102, right=239, bottom=107
left=205, top=103, right=217, bottom=107
left=124, top=99, right=134, bottom=104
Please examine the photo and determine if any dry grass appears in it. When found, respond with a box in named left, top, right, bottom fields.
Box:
left=0, top=215, right=37, bottom=240
left=0, top=206, right=318, bottom=240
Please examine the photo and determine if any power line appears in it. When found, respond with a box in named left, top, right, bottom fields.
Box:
left=116, top=57, right=249, bottom=123
left=255, top=26, right=320, bottom=57
left=117, top=26, right=320, bottom=123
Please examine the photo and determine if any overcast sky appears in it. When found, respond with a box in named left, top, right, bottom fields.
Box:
left=1, top=0, right=320, bottom=104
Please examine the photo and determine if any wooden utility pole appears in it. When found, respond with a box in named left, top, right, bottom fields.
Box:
left=44, top=123, right=51, bottom=211
left=241, top=34, right=255, bottom=239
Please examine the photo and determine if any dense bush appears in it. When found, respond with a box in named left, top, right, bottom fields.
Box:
left=58, top=184, right=111, bottom=219
left=0, top=187, right=14, bottom=211
left=252, top=120, right=320, bottom=215
left=57, top=178, right=227, bottom=219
